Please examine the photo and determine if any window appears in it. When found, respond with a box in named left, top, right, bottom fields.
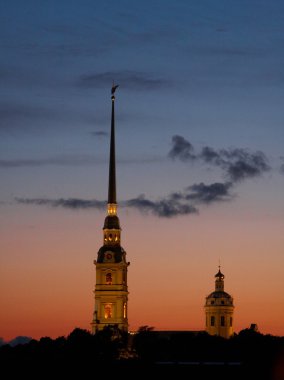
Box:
left=221, top=300, right=225, bottom=305
left=104, top=304, right=112, bottom=319
left=210, top=316, right=215, bottom=326
left=123, top=303, right=127, bottom=318
left=211, top=300, right=214, bottom=305
left=221, top=316, right=225, bottom=326
left=230, top=317, right=233, bottom=327
left=106, top=272, right=112, bottom=285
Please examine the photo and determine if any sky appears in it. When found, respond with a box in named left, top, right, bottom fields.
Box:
left=0, top=0, right=284, bottom=342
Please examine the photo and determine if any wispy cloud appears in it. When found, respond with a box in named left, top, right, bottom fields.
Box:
left=124, top=194, right=198, bottom=217
left=15, top=194, right=197, bottom=218
left=15, top=180, right=233, bottom=218
left=0, top=155, right=104, bottom=168
left=169, top=135, right=270, bottom=182
left=14, top=138, right=270, bottom=218
left=124, top=182, right=233, bottom=217
left=12, top=136, right=272, bottom=218
left=79, top=70, right=171, bottom=91
left=201, top=146, right=270, bottom=182
left=16, top=198, right=106, bottom=210
left=0, top=154, right=163, bottom=168
left=185, top=182, right=233, bottom=204
left=168, top=135, right=196, bottom=162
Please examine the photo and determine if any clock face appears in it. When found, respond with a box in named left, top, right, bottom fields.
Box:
left=105, top=252, right=113, bottom=261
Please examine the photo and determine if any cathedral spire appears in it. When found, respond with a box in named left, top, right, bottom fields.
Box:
left=92, top=86, right=129, bottom=333
left=107, top=84, right=119, bottom=216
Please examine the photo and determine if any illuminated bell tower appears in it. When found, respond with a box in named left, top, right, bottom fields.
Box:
left=92, top=85, right=130, bottom=333
left=205, top=267, right=234, bottom=339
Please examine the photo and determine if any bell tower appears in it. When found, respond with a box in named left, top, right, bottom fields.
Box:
left=92, top=86, right=130, bottom=333
left=204, top=267, right=234, bottom=339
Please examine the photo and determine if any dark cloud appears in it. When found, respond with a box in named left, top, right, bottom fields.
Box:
left=124, top=194, right=198, bottom=218
left=16, top=180, right=232, bottom=218
left=170, top=135, right=270, bottom=182
left=13, top=140, right=268, bottom=218
left=16, top=198, right=106, bottom=210
left=124, top=182, right=233, bottom=216
left=186, top=182, right=233, bottom=204
left=205, top=147, right=270, bottom=182
left=200, top=146, right=223, bottom=165
left=0, top=154, right=163, bottom=168
left=225, top=153, right=269, bottom=182
left=91, top=130, right=108, bottom=137
left=79, top=70, right=170, bottom=91
left=168, top=135, right=196, bottom=161
left=15, top=195, right=198, bottom=218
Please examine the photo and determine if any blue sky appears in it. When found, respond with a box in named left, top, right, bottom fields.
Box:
left=1, top=0, right=283, bottom=208
left=1, top=2, right=283, bottom=182
left=1, top=0, right=284, bottom=339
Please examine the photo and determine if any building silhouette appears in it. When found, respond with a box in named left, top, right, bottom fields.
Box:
left=91, top=86, right=130, bottom=333
left=205, top=267, right=234, bottom=338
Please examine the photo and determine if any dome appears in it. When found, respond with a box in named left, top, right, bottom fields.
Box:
left=97, top=245, right=126, bottom=263
left=206, top=290, right=232, bottom=299
left=205, top=290, right=234, bottom=307
left=103, top=215, right=120, bottom=229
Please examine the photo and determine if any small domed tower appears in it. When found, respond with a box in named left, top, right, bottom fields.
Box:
left=205, top=267, right=234, bottom=338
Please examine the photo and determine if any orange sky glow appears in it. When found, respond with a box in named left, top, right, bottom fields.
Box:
left=1, top=202, right=283, bottom=341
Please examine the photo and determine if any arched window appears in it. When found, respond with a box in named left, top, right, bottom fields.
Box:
left=106, top=272, right=112, bottom=284
left=104, top=304, right=112, bottom=319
